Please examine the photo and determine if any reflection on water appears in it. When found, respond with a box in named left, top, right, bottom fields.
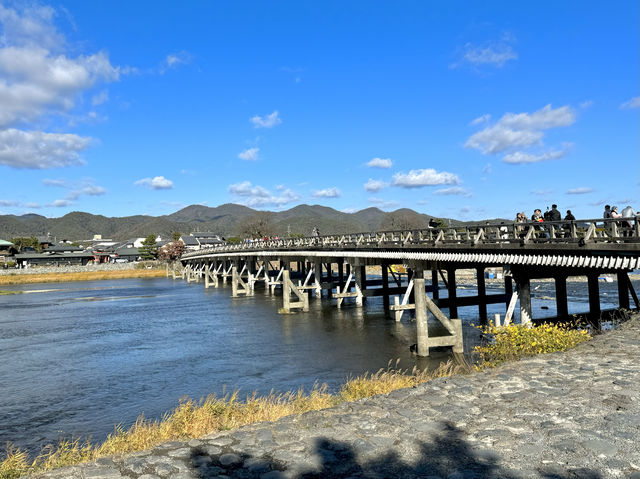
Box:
left=0, top=275, right=635, bottom=453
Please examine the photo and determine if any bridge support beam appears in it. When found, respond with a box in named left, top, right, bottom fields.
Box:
left=476, top=266, right=487, bottom=325
left=231, top=262, right=251, bottom=297
left=517, top=276, right=532, bottom=326
left=280, top=268, right=309, bottom=313
left=446, top=267, right=458, bottom=318
left=618, top=271, right=630, bottom=310
left=354, top=262, right=365, bottom=307
left=587, top=273, right=601, bottom=331
left=555, top=274, right=568, bottom=319
left=205, top=262, right=219, bottom=289
left=313, top=260, right=323, bottom=298
left=414, top=269, right=463, bottom=357
left=431, top=269, right=439, bottom=301
left=381, top=261, right=390, bottom=312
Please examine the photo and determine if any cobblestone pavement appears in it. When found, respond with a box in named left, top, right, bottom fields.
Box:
left=31, top=318, right=640, bottom=479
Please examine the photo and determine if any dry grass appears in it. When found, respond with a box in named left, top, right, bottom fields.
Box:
left=0, top=269, right=165, bottom=286
left=0, top=361, right=467, bottom=478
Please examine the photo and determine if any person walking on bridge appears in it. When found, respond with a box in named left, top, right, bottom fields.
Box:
left=550, top=204, right=561, bottom=222
left=603, top=205, right=612, bottom=219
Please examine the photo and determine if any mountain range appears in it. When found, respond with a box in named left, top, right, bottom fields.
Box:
left=0, top=204, right=463, bottom=241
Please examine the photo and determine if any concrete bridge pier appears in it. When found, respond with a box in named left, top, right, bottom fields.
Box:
left=231, top=260, right=252, bottom=298
left=413, top=267, right=464, bottom=357
left=280, top=265, right=309, bottom=313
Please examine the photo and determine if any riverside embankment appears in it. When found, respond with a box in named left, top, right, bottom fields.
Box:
left=0, top=263, right=165, bottom=285
left=29, top=317, right=640, bottom=479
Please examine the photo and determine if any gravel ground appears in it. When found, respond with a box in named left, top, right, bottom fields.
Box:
left=29, top=316, right=640, bottom=479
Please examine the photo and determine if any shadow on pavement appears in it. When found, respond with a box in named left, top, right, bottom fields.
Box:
left=189, top=420, right=603, bottom=478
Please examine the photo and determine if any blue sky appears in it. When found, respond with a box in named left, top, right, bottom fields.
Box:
left=0, top=1, right=638, bottom=221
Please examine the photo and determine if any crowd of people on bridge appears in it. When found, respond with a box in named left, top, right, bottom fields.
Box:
left=512, top=203, right=637, bottom=238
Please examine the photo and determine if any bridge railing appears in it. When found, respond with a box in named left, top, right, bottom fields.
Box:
left=181, top=217, right=640, bottom=259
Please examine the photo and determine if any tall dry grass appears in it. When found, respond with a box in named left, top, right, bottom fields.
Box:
left=0, top=269, right=165, bottom=286
left=0, top=361, right=467, bottom=479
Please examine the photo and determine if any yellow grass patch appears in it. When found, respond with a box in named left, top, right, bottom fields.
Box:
left=474, top=322, right=591, bottom=369
left=0, top=269, right=165, bottom=286
left=0, top=361, right=467, bottom=478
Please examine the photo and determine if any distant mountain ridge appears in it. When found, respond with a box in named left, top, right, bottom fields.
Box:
left=0, top=203, right=463, bottom=241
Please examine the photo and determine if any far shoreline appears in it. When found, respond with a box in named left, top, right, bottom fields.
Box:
left=0, top=266, right=166, bottom=285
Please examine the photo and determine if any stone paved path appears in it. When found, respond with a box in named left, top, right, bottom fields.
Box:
left=31, top=318, right=640, bottom=479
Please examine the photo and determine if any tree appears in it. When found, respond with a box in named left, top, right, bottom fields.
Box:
left=380, top=210, right=428, bottom=231
left=429, top=217, right=448, bottom=228
left=171, top=231, right=182, bottom=241
left=238, top=212, right=275, bottom=239
left=158, top=241, right=184, bottom=262
left=10, top=237, right=40, bottom=252
left=139, top=234, right=158, bottom=260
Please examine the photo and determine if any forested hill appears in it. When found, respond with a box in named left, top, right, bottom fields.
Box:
left=0, top=203, right=465, bottom=241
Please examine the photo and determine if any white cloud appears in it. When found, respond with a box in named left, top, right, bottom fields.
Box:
left=368, top=197, right=400, bottom=210
left=433, top=186, right=472, bottom=197
left=0, top=199, right=18, bottom=206
left=250, top=110, right=282, bottom=128
left=0, top=4, right=64, bottom=51
left=160, top=51, right=191, bottom=74
left=0, top=4, right=121, bottom=170
left=228, top=181, right=299, bottom=207
left=238, top=147, right=259, bottom=161
left=463, top=44, right=517, bottom=67
left=466, top=105, right=575, bottom=155
left=43, top=178, right=106, bottom=200
left=567, top=187, right=594, bottom=195
left=367, top=157, right=392, bottom=168
left=166, top=52, right=189, bottom=67
left=48, top=199, right=71, bottom=207
left=470, top=114, right=491, bottom=126
left=0, top=46, right=119, bottom=127
left=66, top=184, right=106, bottom=200
left=25, top=202, right=41, bottom=208
left=312, top=187, right=340, bottom=198
left=453, top=35, right=518, bottom=69
left=392, top=168, right=460, bottom=188
left=481, top=163, right=492, bottom=174
left=135, top=176, right=174, bottom=190
left=341, top=207, right=358, bottom=213
left=620, top=96, right=640, bottom=110
left=0, top=129, right=90, bottom=168
left=502, top=145, right=571, bottom=164
left=91, top=89, right=109, bottom=106
left=531, top=189, right=553, bottom=196
left=364, top=178, right=387, bottom=192
left=42, top=178, right=67, bottom=187
left=579, top=100, right=594, bottom=109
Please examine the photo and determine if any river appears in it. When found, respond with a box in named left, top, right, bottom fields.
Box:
left=0, top=274, right=634, bottom=454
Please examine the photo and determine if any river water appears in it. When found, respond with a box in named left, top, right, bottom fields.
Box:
left=0, top=275, right=635, bottom=454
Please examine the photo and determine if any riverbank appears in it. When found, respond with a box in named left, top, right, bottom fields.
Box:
left=0, top=264, right=166, bottom=285
left=19, top=316, right=639, bottom=478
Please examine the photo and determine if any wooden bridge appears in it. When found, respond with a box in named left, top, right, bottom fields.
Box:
left=176, top=217, right=640, bottom=357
